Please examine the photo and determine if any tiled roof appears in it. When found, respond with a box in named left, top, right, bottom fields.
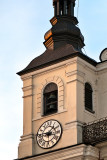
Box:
left=17, top=44, right=97, bottom=76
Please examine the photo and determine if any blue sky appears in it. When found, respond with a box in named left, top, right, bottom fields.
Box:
left=0, top=0, right=107, bottom=159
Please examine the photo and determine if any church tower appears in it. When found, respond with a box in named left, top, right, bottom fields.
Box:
left=17, top=1, right=107, bottom=160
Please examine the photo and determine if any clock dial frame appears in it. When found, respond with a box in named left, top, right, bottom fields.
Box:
left=100, top=48, right=107, bottom=62
left=36, top=120, right=62, bottom=149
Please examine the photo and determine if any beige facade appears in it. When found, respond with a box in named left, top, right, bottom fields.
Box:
left=17, top=55, right=107, bottom=160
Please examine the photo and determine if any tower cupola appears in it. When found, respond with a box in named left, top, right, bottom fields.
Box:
left=53, top=0, right=75, bottom=16
left=44, top=0, right=85, bottom=52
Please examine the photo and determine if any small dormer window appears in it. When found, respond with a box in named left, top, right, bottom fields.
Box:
left=85, top=83, right=93, bottom=112
left=43, top=83, right=58, bottom=116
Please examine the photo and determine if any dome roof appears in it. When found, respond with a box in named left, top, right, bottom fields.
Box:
left=44, top=29, right=52, bottom=41
left=44, top=16, right=85, bottom=50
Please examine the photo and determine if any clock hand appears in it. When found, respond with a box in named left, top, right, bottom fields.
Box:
left=37, top=133, right=48, bottom=137
left=48, top=137, right=49, bottom=146
left=48, top=126, right=54, bottom=133
left=45, top=126, right=56, bottom=136
left=49, top=133, right=55, bottom=136
left=37, top=126, right=56, bottom=138
left=37, top=132, right=52, bottom=137
left=44, top=128, right=54, bottom=135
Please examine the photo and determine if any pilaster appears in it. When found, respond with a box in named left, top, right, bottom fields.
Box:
left=18, top=76, right=34, bottom=158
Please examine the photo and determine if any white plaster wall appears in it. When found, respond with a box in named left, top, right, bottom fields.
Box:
left=97, top=61, right=107, bottom=119
left=76, top=57, right=98, bottom=124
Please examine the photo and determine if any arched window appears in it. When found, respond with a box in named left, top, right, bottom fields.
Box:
left=85, top=83, right=93, bottom=112
left=43, top=83, right=58, bottom=116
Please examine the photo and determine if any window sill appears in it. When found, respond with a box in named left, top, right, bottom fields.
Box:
left=43, top=110, right=58, bottom=117
left=32, top=109, right=67, bottom=121
left=85, top=108, right=95, bottom=114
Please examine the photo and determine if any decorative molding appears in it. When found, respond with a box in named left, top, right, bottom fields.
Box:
left=21, top=75, right=32, bottom=81
left=84, top=110, right=96, bottom=118
left=77, top=58, right=96, bottom=73
left=67, top=79, right=84, bottom=84
left=97, top=68, right=107, bottom=75
left=64, top=121, right=84, bottom=130
left=65, top=60, right=77, bottom=66
left=18, top=144, right=99, bottom=160
left=22, top=85, right=33, bottom=92
left=23, top=94, right=33, bottom=98
left=20, top=134, right=34, bottom=141
left=20, top=58, right=78, bottom=80
left=36, top=76, right=64, bottom=118
left=66, top=70, right=85, bottom=78
left=84, top=145, right=99, bottom=159
left=32, top=109, right=67, bottom=121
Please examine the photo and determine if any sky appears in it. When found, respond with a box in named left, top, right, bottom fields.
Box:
left=0, top=0, right=107, bottom=160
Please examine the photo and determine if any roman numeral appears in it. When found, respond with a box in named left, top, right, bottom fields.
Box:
left=40, top=128, right=44, bottom=132
left=43, top=123, right=46, bottom=128
left=41, top=141, right=45, bottom=147
left=56, top=130, right=60, bottom=134
left=51, top=140, right=54, bottom=145
left=38, top=134, right=42, bottom=138
left=46, top=141, right=50, bottom=148
left=38, top=138, right=43, bottom=144
left=46, top=120, right=52, bottom=127
left=53, top=135, right=59, bottom=141
left=54, top=125, right=59, bottom=129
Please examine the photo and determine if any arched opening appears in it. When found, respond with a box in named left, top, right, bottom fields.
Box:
left=43, top=83, right=58, bottom=116
left=85, top=83, right=93, bottom=112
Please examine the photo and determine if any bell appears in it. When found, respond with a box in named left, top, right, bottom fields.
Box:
left=49, top=104, right=56, bottom=109
left=48, top=93, right=56, bottom=101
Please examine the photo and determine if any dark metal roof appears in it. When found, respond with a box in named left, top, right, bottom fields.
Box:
left=17, top=44, right=97, bottom=76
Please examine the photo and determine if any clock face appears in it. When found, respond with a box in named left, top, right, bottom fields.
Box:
left=36, top=120, right=62, bottom=149
left=100, top=48, right=107, bottom=62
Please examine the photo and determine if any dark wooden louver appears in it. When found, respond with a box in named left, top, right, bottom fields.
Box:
left=85, top=83, right=93, bottom=112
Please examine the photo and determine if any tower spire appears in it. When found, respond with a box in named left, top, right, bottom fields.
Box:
left=44, top=0, right=85, bottom=52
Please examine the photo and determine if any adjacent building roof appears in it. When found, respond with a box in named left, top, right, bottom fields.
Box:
left=17, top=44, right=97, bottom=76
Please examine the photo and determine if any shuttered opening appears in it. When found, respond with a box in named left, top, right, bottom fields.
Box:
left=85, top=83, right=93, bottom=112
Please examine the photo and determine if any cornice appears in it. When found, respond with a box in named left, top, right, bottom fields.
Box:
left=16, top=144, right=99, bottom=160
left=20, top=58, right=78, bottom=80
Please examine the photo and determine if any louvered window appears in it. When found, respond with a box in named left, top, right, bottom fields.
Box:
left=85, top=83, right=93, bottom=112
left=43, top=83, right=58, bottom=116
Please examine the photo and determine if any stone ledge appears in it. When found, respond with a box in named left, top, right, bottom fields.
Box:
left=16, top=144, right=99, bottom=160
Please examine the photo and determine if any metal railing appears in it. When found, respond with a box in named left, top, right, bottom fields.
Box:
left=83, top=117, right=107, bottom=145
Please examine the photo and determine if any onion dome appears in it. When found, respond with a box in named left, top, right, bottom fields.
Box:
left=44, top=0, right=85, bottom=52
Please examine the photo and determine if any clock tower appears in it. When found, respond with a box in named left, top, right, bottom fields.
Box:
left=17, top=1, right=107, bottom=160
